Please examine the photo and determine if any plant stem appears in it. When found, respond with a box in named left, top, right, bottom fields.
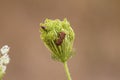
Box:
left=63, top=62, right=72, bottom=80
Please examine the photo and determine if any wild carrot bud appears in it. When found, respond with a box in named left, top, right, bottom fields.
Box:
left=0, top=45, right=10, bottom=79
left=40, top=18, right=75, bottom=63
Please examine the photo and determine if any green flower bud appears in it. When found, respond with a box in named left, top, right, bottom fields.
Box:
left=40, top=18, right=75, bottom=63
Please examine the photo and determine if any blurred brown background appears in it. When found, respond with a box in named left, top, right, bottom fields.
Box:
left=0, top=0, right=120, bottom=80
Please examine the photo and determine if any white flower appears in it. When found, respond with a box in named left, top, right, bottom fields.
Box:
left=0, top=45, right=10, bottom=55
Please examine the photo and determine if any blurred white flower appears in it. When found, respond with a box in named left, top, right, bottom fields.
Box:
left=0, top=45, right=10, bottom=55
left=0, top=45, right=10, bottom=74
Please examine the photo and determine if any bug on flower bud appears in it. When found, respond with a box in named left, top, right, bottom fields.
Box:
left=40, top=18, right=75, bottom=62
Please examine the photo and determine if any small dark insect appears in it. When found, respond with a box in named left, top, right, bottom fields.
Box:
left=55, top=32, right=66, bottom=46
left=41, top=26, right=47, bottom=31
left=59, top=32, right=66, bottom=40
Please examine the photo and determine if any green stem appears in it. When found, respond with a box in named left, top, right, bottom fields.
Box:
left=63, top=62, right=72, bottom=80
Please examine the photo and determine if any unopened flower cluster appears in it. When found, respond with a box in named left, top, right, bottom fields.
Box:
left=0, top=45, right=10, bottom=79
left=40, top=19, right=75, bottom=62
